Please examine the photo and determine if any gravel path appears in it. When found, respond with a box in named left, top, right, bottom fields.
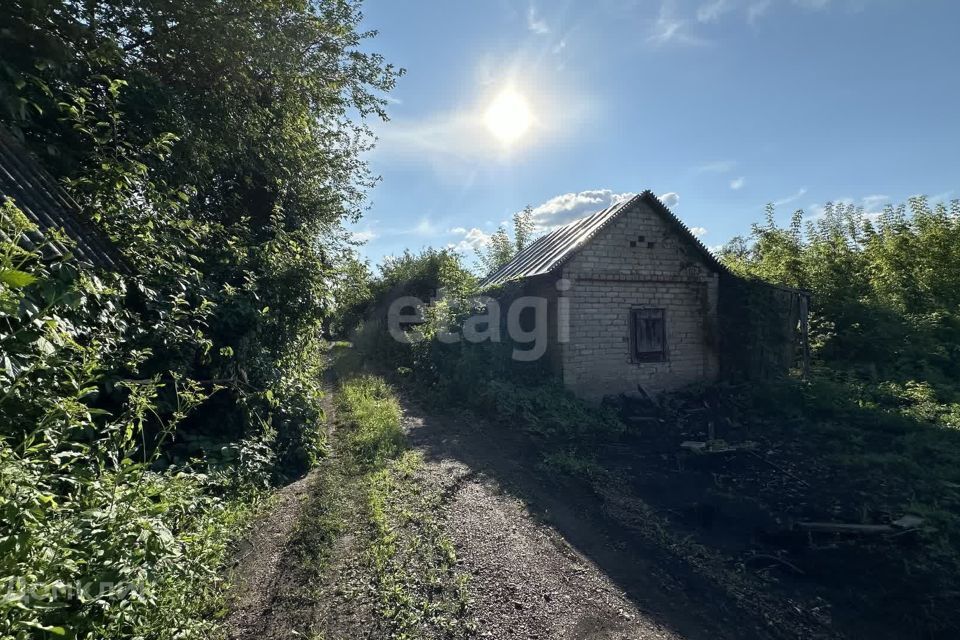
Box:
left=226, top=397, right=785, bottom=639
left=445, top=470, right=678, bottom=639
left=404, top=409, right=689, bottom=640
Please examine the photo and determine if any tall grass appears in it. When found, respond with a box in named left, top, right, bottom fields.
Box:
left=335, top=376, right=405, bottom=468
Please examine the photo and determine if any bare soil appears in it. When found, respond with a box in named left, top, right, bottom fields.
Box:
left=222, top=470, right=320, bottom=639
left=225, top=397, right=855, bottom=639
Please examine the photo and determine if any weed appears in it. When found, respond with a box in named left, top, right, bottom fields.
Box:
left=336, top=376, right=405, bottom=469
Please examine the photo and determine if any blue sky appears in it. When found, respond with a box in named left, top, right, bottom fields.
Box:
left=351, top=0, right=959, bottom=266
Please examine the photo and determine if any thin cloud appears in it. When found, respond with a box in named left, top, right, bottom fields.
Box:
left=648, top=3, right=709, bottom=46
left=527, top=5, right=550, bottom=34
left=690, top=226, right=708, bottom=237
left=861, top=194, right=889, bottom=211
left=372, top=67, right=594, bottom=181
left=730, top=176, right=746, bottom=190
left=773, top=187, right=808, bottom=208
left=697, top=0, right=732, bottom=22
left=695, top=159, right=737, bottom=174
left=747, top=0, right=772, bottom=23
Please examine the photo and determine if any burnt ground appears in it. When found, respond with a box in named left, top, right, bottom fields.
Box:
left=226, top=391, right=946, bottom=639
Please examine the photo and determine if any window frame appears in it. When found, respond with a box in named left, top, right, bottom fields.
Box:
left=629, top=307, right=667, bottom=363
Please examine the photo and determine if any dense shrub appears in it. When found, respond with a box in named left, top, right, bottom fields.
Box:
left=721, top=197, right=960, bottom=382
left=0, top=202, right=273, bottom=639
left=0, top=0, right=398, bottom=636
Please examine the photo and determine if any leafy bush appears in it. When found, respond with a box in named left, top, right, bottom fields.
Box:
left=721, top=197, right=960, bottom=382
left=0, top=202, right=268, bottom=639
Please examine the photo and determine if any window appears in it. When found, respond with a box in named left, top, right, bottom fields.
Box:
left=631, top=308, right=666, bottom=362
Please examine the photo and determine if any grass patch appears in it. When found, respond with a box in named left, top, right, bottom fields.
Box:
left=333, top=375, right=474, bottom=638
left=336, top=375, right=405, bottom=468
left=364, top=451, right=474, bottom=639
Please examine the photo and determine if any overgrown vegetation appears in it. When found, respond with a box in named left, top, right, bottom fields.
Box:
left=474, top=206, right=535, bottom=275
left=342, top=247, right=625, bottom=469
left=336, top=375, right=405, bottom=469
left=718, top=196, right=960, bottom=635
left=1, top=1, right=397, bottom=637
left=338, top=194, right=960, bottom=637
left=333, top=375, right=475, bottom=639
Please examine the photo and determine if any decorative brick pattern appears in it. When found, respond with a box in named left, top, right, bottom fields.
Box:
left=559, top=200, right=719, bottom=399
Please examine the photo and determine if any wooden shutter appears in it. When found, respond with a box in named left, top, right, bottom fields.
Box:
left=632, top=308, right=666, bottom=362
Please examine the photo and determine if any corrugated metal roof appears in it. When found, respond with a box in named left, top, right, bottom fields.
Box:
left=480, top=190, right=726, bottom=288
left=0, top=128, right=126, bottom=272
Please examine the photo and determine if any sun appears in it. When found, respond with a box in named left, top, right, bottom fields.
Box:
left=484, top=88, right=533, bottom=146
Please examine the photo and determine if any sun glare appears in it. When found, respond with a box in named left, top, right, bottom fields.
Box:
left=484, top=88, right=533, bottom=146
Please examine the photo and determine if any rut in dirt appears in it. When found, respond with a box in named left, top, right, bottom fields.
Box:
left=224, top=398, right=827, bottom=640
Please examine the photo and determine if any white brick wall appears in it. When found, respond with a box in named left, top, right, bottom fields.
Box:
left=560, top=200, right=720, bottom=399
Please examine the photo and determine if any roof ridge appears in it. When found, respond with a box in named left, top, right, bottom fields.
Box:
left=479, top=191, right=726, bottom=289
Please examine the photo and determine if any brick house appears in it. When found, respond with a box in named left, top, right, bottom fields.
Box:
left=481, top=190, right=806, bottom=400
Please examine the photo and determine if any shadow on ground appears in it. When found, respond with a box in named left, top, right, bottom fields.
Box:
left=404, top=402, right=835, bottom=640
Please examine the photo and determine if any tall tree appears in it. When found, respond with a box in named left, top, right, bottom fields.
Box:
left=476, top=206, right=536, bottom=275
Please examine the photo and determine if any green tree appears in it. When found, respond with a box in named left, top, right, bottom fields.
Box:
left=475, top=206, right=536, bottom=275
left=720, top=196, right=960, bottom=380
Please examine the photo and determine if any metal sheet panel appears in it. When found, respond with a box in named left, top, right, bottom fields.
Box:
left=479, top=191, right=728, bottom=289
left=0, top=129, right=125, bottom=272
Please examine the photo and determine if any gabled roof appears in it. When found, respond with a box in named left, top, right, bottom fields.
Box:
left=480, top=190, right=726, bottom=288
left=0, top=129, right=127, bottom=272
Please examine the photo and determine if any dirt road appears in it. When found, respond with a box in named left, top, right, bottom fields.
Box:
left=225, top=400, right=829, bottom=639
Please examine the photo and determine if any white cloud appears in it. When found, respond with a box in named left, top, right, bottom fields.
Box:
left=449, top=227, right=493, bottom=253
left=772, top=187, right=808, bottom=208
left=730, top=176, right=746, bottom=190
left=697, top=0, right=732, bottom=22
left=689, top=226, right=708, bottom=237
left=528, top=189, right=637, bottom=230
left=659, top=192, right=681, bottom=208
left=448, top=226, right=467, bottom=235
left=350, top=229, right=377, bottom=243
left=527, top=5, right=550, bottom=34
left=695, top=159, right=737, bottom=174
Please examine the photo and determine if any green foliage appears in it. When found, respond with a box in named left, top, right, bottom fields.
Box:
left=475, top=206, right=535, bottom=275
left=0, top=0, right=399, bottom=635
left=0, top=0, right=400, bottom=478
left=336, top=376, right=405, bottom=468
left=341, top=248, right=476, bottom=372
left=721, top=196, right=960, bottom=633
left=0, top=203, right=269, bottom=639
left=720, top=196, right=960, bottom=381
